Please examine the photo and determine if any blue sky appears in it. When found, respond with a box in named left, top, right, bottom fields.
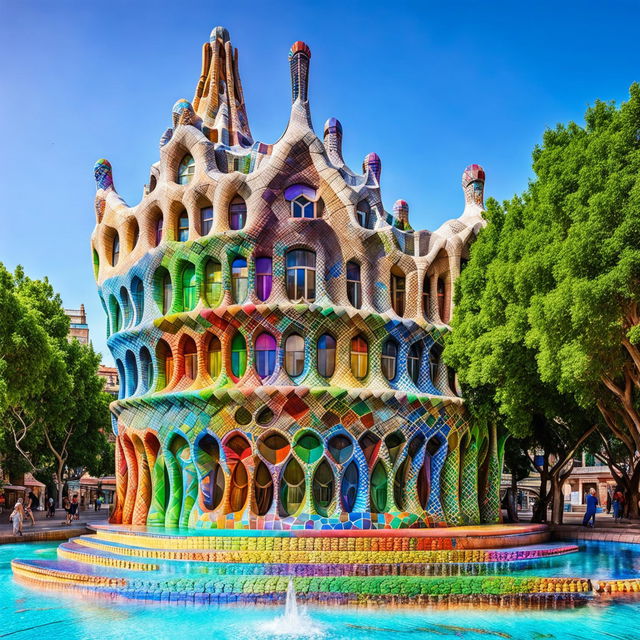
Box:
left=0, top=1, right=637, bottom=366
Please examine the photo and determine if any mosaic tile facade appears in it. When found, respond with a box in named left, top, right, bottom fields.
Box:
left=90, top=27, right=498, bottom=531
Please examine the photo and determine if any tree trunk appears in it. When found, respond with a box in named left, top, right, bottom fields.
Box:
left=55, top=458, right=65, bottom=508
left=550, top=475, right=565, bottom=525
left=509, top=473, right=519, bottom=522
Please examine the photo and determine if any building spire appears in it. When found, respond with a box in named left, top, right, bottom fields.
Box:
left=192, top=26, right=253, bottom=147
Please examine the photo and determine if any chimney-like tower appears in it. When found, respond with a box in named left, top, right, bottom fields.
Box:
left=289, top=41, right=311, bottom=103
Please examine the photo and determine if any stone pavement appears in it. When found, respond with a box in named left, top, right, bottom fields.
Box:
left=0, top=508, right=109, bottom=544
left=545, top=511, right=640, bottom=544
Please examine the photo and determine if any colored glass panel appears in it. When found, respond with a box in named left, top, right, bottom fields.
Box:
left=255, top=333, right=276, bottom=378
left=230, top=333, right=247, bottom=378
left=255, top=257, right=272, bottom=301
left=284, top=334, right=304, bottom=377
left=317, top=334, right=336, bottom=377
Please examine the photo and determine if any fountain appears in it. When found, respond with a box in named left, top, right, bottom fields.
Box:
left=260, top=580, right=324, bottom=638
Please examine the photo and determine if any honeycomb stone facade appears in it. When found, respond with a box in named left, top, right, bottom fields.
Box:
left=91, top=26, right=499, bottom=531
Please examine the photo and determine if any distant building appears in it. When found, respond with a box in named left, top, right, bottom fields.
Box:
left=98, top=365, right=119, bottom=399
left=65, top=304, right=89, bottom=344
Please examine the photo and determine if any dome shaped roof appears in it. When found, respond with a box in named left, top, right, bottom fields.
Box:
left=289, top=41, right=311, bottom=59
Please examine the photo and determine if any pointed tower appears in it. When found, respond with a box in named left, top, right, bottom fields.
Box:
left=192, top=26, right=253, bottom=146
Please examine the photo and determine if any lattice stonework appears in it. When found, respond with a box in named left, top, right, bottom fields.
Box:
left=91, top=26, right=495, bottom=530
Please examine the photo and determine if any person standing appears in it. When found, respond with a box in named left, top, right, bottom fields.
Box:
left=583, top=487, right=599, bottom=528
left=24, top=494, right=36, bottom=527
left=10, top=498, right=25, bottom=536
left=62, top=496, right=71, bottom=524
left=67, top=495, right=79, bottom=524
left=612, top=487, right=625, bottom=522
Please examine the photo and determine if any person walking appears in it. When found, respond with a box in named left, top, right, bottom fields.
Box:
left=10, top=498, right=25, bottom=536
left=612, top=488, right=625, bottom=522
left=47, top=497, right=55, bottom=518
left=24, top=493, right=36, bottom=527
left=583, top=487, right=599, bottom=528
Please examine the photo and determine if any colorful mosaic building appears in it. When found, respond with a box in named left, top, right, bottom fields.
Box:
left=13, top=27, right=601, bottom=610
left=89, top=26, right=500, bottom=532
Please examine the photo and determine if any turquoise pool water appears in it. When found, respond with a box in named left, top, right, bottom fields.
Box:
left=4, top=541, right=640, bottom=639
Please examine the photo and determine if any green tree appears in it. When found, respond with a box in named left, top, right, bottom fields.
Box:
left=447, top=84, right=640, bottom=518
left=0, top=264, right=112, bottom=503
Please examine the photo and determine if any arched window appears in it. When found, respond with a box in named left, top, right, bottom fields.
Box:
left=291, top=195, right=315, bottom=218
left=370, top=461, right=387, bottom=513
left=156, top=340, right=173, bottom=390
left=110, top=295, right=122, bottom=333
left=408, top=343, right=422, bottom=383
left=437, top=278, right=447, bottom=322
left=131, top=277, right=144, bottom=324
left=116, top=359, right=125, bottom=399
left=183, top=337, right=198, bottom=380
left=200, top=206, right=213, bottom=235
left=120, top=287, right=132, bottom=327
left=346, top=261, right=361, bottom=308
left=356, top=201, right=375, bottom=229
left=312, top=459, right=334, bottom=516
left=381, top=340, right=398, bottom=380
left=140, top=346, right=152, bottom=392
left=207, top=335, right=221, bottom=379
left=280, top=458, right=305, bottom=516
left=284, top=334, right=305, bottom=377
left=204, top=260, right=222, bottom=307
left=112, top=233, right=120, bottom=266
left=231, top=257, right=248, bottom=303
left=197, top=435, right=225, bottom=511
left=286, top=249, right=316, bottom=302
left=341, top=461, right=359, bottom=513
left=255, top=333, right=277, bottom=378
left=350, top=335, right=368, bottom=379
left=430, top=343, right=443, bottom=388
left=230, top=333, right=247, bottom=378
left=181, top=265, right=197, bottom=311
left=423, top=275, right=431, bottom=318
left=125, top=351, right=138, bottom=396
left=155, top=270, right=172, bottom=315
left=177, top=154, right=195, bottom=185
left=154, top=218, right=163, bottom=247
left=391, top=269, right=406, bottom=316
left=254, top=461, right=274, bottom=516
left=317, top=334, right=336, bottom=378
left=177, top=212, right=189, bottom=242
left=255, top=257, right=272, bottom=301
left=229, top=196, right=246, bottom=230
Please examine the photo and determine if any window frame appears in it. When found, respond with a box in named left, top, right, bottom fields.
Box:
left=381, top=340, right=398, bottom=381
left=177, top=154, right=195, bottom=185
left=200, top=206, right=214, bottom=235
left=391, top=271, right=406, bottom=316
left=231, top=257, right=248, bottom=303
left=284, top=334, right=305, bottom=377
left=317, top=333, right=336, bottom=378
left=350, top=335, right=369, bottom=380
left=346, top=261, right=362, bottom=308
left=255, top=257, right=273, bottom=302
left=286, top=249, right=316, bottom=303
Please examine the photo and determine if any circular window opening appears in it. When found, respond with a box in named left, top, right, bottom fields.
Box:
left=256, top=407, right=275, bottom=426
left=235, top=407, right=252, bottom=426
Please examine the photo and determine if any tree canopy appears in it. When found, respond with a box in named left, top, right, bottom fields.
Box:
left=445, top=83, right=640, bottom=519
left=0, top=263, right=113, bottom=499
